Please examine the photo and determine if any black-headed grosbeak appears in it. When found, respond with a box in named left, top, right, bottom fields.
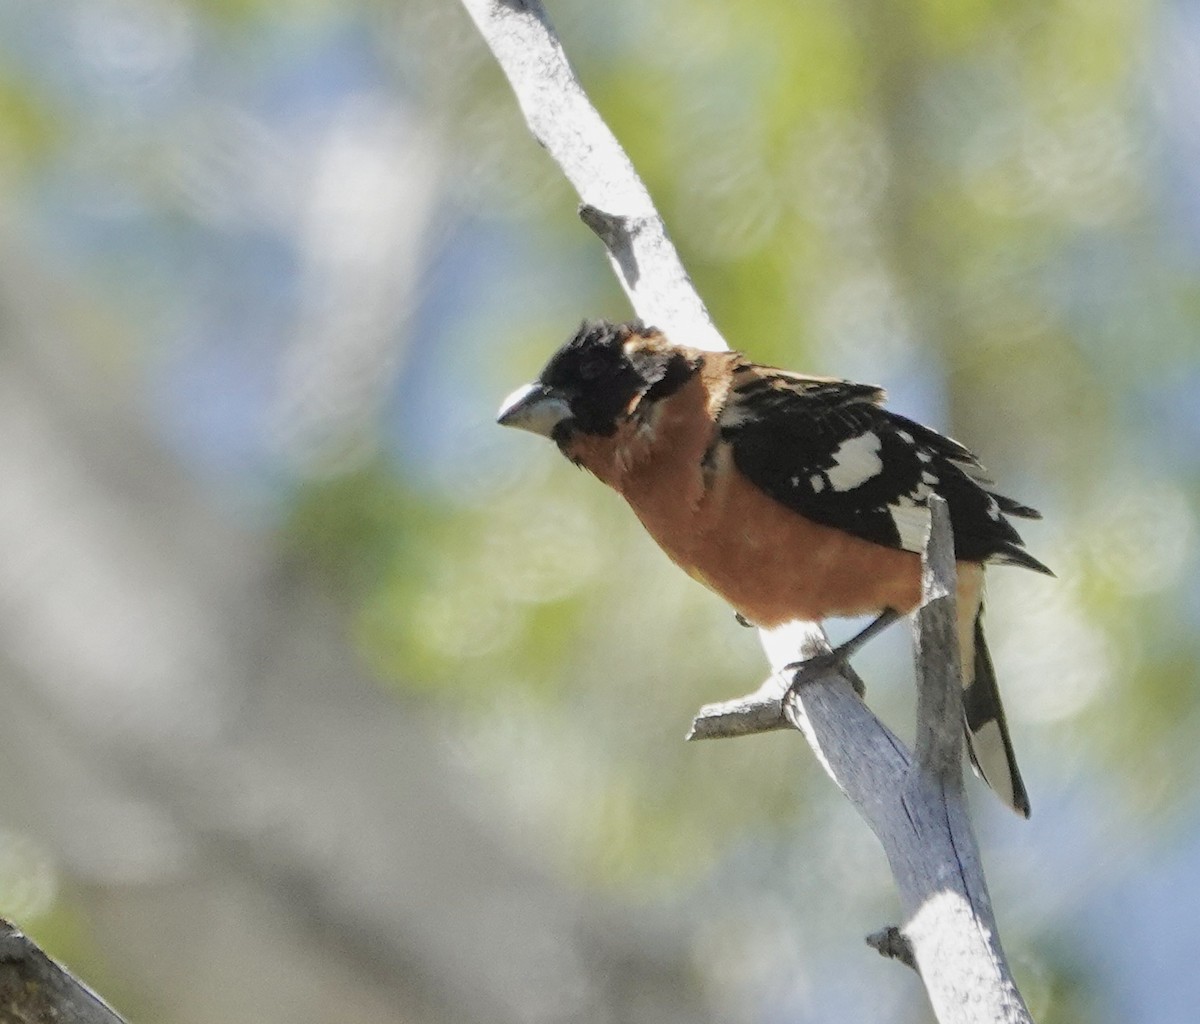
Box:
left=498, top=320, right=1051, bottom=816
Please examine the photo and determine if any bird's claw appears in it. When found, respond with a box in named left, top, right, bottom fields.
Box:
left=783, top=649, right=846, bottom=688
left=781, top=648, right=866, bottom=702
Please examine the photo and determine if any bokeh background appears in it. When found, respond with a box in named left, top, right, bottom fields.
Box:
left=0, top=0, right=1197, bottom=1021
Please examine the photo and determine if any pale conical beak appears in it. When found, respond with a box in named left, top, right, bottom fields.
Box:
left=497, top=382, right=573, bottom=438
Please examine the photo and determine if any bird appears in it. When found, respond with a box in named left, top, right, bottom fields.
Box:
left=497, top=319, right=1051, bottom=816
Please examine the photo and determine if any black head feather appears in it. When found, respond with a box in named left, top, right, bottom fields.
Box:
left=535, top=320, right=697, bottom=441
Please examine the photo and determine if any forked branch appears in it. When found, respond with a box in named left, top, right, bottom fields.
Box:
left=462, top=3, right=1032, bottom=1020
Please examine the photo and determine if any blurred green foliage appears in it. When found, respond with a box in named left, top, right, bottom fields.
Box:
left=339, top=0, right=1193, bottom=863
left=257, top=0, right=1196, bottom=900
left=1, top=0, right=1196, bottom=1020
left=0, top=72, right=60, bottom=179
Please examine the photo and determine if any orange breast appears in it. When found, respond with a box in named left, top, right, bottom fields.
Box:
left=635, top=444, right=925, bottom=627
left=565, top=372, right=962, bottom=629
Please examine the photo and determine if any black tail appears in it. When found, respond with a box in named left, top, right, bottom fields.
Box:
left=962, top=611, right=1030, bottom=818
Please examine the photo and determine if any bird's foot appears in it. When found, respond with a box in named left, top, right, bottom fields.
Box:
left=782, top=648, right=856, bottom=700
left=780, top=608, right=902, bottom=704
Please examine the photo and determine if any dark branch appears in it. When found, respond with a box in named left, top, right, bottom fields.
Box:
left=0, top=919, right=129, bottom=1024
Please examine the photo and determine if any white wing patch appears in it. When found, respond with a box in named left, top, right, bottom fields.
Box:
left=825, top=432, right=883, bottom=492
left=887, top=464, right=938, bottom=551
left=888, top=499, right=932, bottom=551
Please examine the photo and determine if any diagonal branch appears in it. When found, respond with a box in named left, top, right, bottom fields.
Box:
left=463, top=3, right=1032, bottom=1021
left=459, top=0, right=724, bottom=351
left=692, top=500, right=1033, bottom=1023
left=0, top=918, right=129, bottom=1024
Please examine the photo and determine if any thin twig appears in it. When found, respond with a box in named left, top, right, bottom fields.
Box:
left=686, top=675, right=790, bottom=740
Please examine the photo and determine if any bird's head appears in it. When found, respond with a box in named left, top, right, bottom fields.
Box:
left=497, top=320, right=696, bottom=449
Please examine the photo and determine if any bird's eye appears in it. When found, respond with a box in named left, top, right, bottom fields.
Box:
left=579, top=357, right=607, bottom=380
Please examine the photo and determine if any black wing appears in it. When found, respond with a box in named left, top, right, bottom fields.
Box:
left=718, top=363, right=1051, bottom=573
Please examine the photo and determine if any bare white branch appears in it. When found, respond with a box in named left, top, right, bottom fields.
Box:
left=914, top=495, right=967, bottom=782
left=691, top=500, right=1034, bottom=1024
left=458, top=0, right=725, bottom=351
left=686, top=674, right=790, bottom=740
left=464, top=4, right=1033, bottom=1021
